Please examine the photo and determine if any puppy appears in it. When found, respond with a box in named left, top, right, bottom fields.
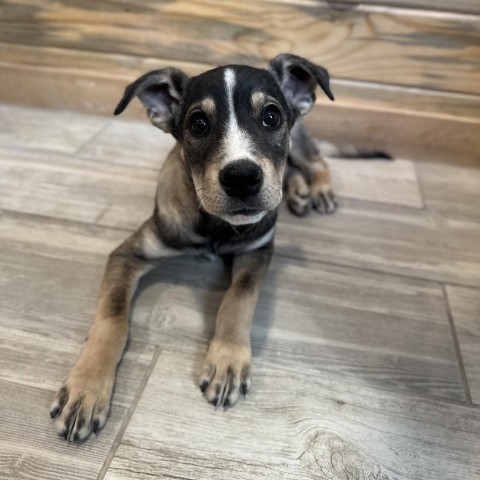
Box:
left=50, top=54, right=336, bottom=442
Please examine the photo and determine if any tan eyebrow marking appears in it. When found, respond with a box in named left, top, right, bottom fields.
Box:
left=187, top=96, right=216, bottom=117
left=250, top=91, right=266, bottom=112
left=200, top=97, right=216, bottom=115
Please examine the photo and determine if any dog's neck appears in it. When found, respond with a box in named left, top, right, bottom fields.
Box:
left=195, top=207, right=277, bottom=256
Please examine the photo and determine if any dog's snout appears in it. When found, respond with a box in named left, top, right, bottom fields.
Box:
left=219, top=160, right=263, bottom=200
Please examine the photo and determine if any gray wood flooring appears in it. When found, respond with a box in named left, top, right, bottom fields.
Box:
left=0, top=104, right=479, bottom=480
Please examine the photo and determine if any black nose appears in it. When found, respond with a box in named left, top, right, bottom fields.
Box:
left=219, top=160, right=263, bottom=200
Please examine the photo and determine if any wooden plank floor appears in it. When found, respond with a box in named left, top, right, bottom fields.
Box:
left=0, top=104, right=479, bottom=479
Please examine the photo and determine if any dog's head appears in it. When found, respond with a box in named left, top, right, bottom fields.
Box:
left=115, top=54, right=334, bottom=225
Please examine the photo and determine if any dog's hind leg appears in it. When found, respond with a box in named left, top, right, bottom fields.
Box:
left=50, top=217, right=180, bottom=442
left=199, top=243, right=273, bottom=408
left=289, top=120, right=337, bottom=215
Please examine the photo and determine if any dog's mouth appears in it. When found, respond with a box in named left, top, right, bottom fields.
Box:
left=221, top=208, right=268, bottom=226
left=229, top=208, right=263, bottom=216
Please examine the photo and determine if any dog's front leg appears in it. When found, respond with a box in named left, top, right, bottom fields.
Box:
left=199, top=243, right=273, bottom=408
left=50, top=217, right=178, bottom=442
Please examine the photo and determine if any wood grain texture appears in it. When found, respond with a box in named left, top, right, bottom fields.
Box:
left=2, top=43, right=480, bottom=123
left=416, top=163, right=480, bottom=219
left=129, top=253, right=464, bottom=400
left=0, top=209, right=127, bottom=264
left=79, top=120, right=175, bottom=170
left=103, top=348, right=480, bottom=480
left=2, top=47, right=479, bottom=164
left=1, top=105, right=479, bottom=287
left=1, top=0, right=479, bottom=167
left=0, top=103, right=479, bottom=479
left=331, top=80, right=480, bottom=123
left=276, top=200, right=480, bottom=286
left=0, top=213, right=123, bottom=341
left=4, top=59, right=479, bottom=163
left=304, top=105, right=480, bottom=166
left=446, top=285, right=480, bottom=404
left=0, top=327, right=156, bottom=409
left=0, top=104, right=107, bottom=153
left=0, top=381, right=126, bottom=480
left=1, top=0, right=479, bottom=94
left=0, top=213, right=157, bottom=478
left=328, top=157, right=423, bottom=208
left=327, top=0, right=480, bottom=15
left=0, top=205, right=464, bottom=400
left=0, top=146, right=156, bottom=227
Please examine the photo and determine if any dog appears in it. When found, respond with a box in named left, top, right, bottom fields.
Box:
left=49, top=54, right=338, bottom=442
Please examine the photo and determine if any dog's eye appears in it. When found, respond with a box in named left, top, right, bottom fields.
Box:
left=262, top=105, right=281, bottom=128
left=189, top=112, right=209, bottom=136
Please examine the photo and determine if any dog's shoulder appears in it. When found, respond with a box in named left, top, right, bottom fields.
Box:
left=153, top=143, right=204, bottom=248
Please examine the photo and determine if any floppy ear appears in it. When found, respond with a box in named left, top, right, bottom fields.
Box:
left=267, top=54, right=334, bottom=117
left=114, top=68, right=189, bottom=133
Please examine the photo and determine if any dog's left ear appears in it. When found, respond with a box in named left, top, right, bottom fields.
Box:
left=114, top=68, right=189, bottom=133
left=267, top=54, right=334, bottom=117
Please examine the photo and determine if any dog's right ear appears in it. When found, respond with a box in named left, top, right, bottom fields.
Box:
left=267, top=54, right=334, bottom=119
left=114, top=68, right=189, bottom=133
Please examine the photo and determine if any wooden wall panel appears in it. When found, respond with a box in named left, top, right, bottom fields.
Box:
left=2, top=57, right=478, bottom=165
left=1, top=0, right=480, bottom=94
left=305, top=106, right=480, bottom=166
left=0, top=0, right=479, bottom=164
left=2, top=43, right=479, bottom=122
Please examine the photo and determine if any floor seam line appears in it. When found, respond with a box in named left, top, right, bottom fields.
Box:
left=442, top=284, right=473, bottom=405
left=97, top=345, right=162, bottom=480
left=74, top=121, right=112, bottom=157
left=412, top=161, right=428, bottom=209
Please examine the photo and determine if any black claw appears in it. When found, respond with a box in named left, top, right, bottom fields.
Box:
left=50, top=406, right=60, bottom=418
left=210, top=396, right=219, bottom=406
left=57, top=386, right=69, bottom=408
left=200, top=381, right=208, bottom=393
left=73, top=433, right=79, bottom=442
left=314, top=192, right=337, bottom=215
left=288, top=199, right=311, bottom=217
left=63, top=400, right=81, bottom=440
left=76, top=410, right=86, bottom=431
left=62, top=429, right=68, bottom=440
left=240, top=383, right=248, bottom=396
left=92, top=419, right=100, bottom=435
left=223, top=397, right=231, bottom=408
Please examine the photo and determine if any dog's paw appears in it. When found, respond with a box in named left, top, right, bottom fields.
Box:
left=287, top=190, right=312, bottom=217
left=286, top=173, right=312, bottom=217
left=199, top=339, right=251, bottom=409
left=50, top=371, right=113, bottom=442
left=311, top=187, right=337, bottom=215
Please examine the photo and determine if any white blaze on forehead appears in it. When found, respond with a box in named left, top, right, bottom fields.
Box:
left=223, top=68, right=254, bottom=164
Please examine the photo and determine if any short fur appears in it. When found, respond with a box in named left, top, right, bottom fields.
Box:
left=50, top=54, right=339, bottom=442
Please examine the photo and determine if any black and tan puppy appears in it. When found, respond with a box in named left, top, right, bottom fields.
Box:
left=50, top=54, right=337, bottom=442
